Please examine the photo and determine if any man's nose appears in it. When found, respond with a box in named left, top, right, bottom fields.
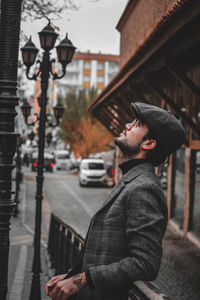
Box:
left=125, top=123, right=133, bottom=130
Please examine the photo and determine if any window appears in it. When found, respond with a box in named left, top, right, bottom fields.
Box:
left=57, top=154, right=70, bottom=159
left=82, top=162, right=104, bottom=170
left=97, top=76, right=104, bottom=83
left=97, top=62, right=104, bottom=70
left=84, top=61, right=91, bottom=69
left=108, top=61, right=118, bottom=71
left=83, top=75, right=90, bottom=82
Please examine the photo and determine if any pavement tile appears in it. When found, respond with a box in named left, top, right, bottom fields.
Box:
left=153, top=227, right=200, bottom=300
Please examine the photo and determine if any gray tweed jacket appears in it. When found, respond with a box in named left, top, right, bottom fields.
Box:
left=75, top=162, right=168, bottom=300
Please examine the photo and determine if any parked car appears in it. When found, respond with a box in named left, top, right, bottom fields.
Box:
left=79, top=158, right=107, bottom=187
left=54, top=150, right=71, bottom=170
left=31, top=151, right=55, bottom=172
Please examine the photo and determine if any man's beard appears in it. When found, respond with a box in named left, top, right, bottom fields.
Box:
left=114, top=137, right=142, bottom=157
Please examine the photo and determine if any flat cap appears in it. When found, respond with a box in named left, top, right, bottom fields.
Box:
left=131, top=102, right=185, bottom=164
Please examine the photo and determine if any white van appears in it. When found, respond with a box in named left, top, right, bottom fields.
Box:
left=55, top=150, right=71, bottom=170
left=79, top=158, right=106, bottom=186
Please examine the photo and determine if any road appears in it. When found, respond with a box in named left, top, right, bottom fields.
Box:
left=30, top=168, right=112, bottom=238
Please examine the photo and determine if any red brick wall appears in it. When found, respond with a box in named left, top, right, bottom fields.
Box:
left=118, top=0, right=177, bottom=68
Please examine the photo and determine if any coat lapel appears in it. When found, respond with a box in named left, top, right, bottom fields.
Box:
left=95, top=180, right=125, bottom=214
left=95, top=162, right=155, bottom=215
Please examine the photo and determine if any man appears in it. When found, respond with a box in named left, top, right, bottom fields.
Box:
left=45, top=102, right=185, bottom=300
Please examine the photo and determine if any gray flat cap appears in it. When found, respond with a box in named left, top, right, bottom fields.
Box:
left=131, top=102, right=185, bottom=163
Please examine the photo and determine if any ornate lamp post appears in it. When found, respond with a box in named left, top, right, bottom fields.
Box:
left=14, top=136, right=23, bottom=216
left=0, top=1, right=23, bottom=299
left=20, top=21, right=76, bottom=300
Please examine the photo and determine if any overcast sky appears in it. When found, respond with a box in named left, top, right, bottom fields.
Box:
left=21, top=0, right=129, bottom=56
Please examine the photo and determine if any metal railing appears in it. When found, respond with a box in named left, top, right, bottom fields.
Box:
left=48, top=213, right=170, bottom=300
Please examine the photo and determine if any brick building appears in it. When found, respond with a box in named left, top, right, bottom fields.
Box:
left=88, top=0, right=200, bottom=247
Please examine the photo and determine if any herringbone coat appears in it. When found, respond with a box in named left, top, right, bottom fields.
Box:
left=71, top=162, right=168, bottom=300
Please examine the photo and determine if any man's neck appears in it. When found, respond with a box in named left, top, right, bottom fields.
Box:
left=119, top=157, right=148, bottom=175
left=121, top=153, right=146, bottom=164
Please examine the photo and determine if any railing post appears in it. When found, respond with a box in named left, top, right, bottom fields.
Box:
left=66, top=230, right=72, bottom=271
left=47, top=214, right=54, bottom=256
left=54, top=220, right=60, bottom=274
left=50, top=216, right=57, bottom=269
left=58, top=226, right=65, bottom=274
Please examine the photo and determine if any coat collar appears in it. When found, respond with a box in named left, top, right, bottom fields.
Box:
left=122, top=161, right=155, bottom=183
left=95, top=162, right=155, bottom=215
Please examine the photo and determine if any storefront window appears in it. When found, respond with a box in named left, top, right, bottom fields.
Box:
left=190, top=150, right=200, bottom=237
left=172, top=148, right=185, bottom=228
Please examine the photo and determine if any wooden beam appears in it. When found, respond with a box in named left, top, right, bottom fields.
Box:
left=95, top=111, right=110, bottom=128
left=166, top=63, right=200, bottom=102
left=183, top=148, right=191, bottom=236
left=189, top=140, right=200, bottom=149
left=106, top=105, right=125, bottom=129
left=147, top=81, right=200, bottom=136
left=188, top=150, right=196, bottom=231
left=167, top=155, right=173, bottom=220
left=113, top=99, right=131, bottom=122
left=96, top=111, right=119, bottom=136
left=115, top=96, right=131, bottom=116
left=119, top=90, right=132, bottom=105
left=108, top=104, right=126, bottom=126
left=102, top=108, right=121, bottom=134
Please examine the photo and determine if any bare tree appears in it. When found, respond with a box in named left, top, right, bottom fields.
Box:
left=22, top=0, right=78, bottom=21
left=22, top=0, right=100, bottom=21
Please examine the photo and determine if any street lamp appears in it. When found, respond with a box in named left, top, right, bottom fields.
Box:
left=20, top=21, right=76, bottom=300
left=46, top=132, right=53, bottom=147
left=14, top=136, right=23, bottom=217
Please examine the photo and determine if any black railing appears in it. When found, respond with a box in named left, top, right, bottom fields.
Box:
left=48, top=213, right=170, bottom=300
left=48, top=213, right=84, bottom=275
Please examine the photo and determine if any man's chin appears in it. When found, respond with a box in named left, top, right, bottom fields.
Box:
left=114, top=136, right=122, bottom=146
left=114, top=137, right=126, bottom=150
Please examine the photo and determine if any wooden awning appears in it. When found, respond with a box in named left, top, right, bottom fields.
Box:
left=88, top=0, right=200, bottom=145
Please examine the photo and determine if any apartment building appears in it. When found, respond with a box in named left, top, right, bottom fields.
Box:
left=56, top=51, right=120, bottom=96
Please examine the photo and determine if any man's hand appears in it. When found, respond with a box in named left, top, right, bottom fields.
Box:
left=47, top=273, right=87, bottom=300
left=45, top=274, right=67, bottom=297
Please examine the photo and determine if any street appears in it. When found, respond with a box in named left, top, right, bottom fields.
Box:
left=43, top=169, right=112, bottom=237
left=15, top=167, right=112, bottom=241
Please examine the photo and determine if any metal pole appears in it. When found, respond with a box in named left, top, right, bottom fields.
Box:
left=0, top=0, right=22, bottom=299
left=29, top=51, right=50, bottom=300
left=14, top=137, right=22, bottom=216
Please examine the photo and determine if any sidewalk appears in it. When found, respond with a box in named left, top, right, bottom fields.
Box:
left=7, top=171, right=50, bottom=300
left=6, top=171, right=200, bottom=300
left=153, top=225, right=200, bottom=300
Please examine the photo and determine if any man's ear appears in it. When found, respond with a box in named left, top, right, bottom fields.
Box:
left=142, top=139, right=157, bottom=150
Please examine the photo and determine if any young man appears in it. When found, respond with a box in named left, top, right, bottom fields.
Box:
left=45, top=102, right=185, bottom=300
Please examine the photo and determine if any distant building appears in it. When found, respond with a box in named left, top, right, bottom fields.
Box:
left=56, top=51, right=120, bottom=96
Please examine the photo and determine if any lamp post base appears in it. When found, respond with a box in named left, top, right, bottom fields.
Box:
left=29, top=273, right=41, bottom=300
